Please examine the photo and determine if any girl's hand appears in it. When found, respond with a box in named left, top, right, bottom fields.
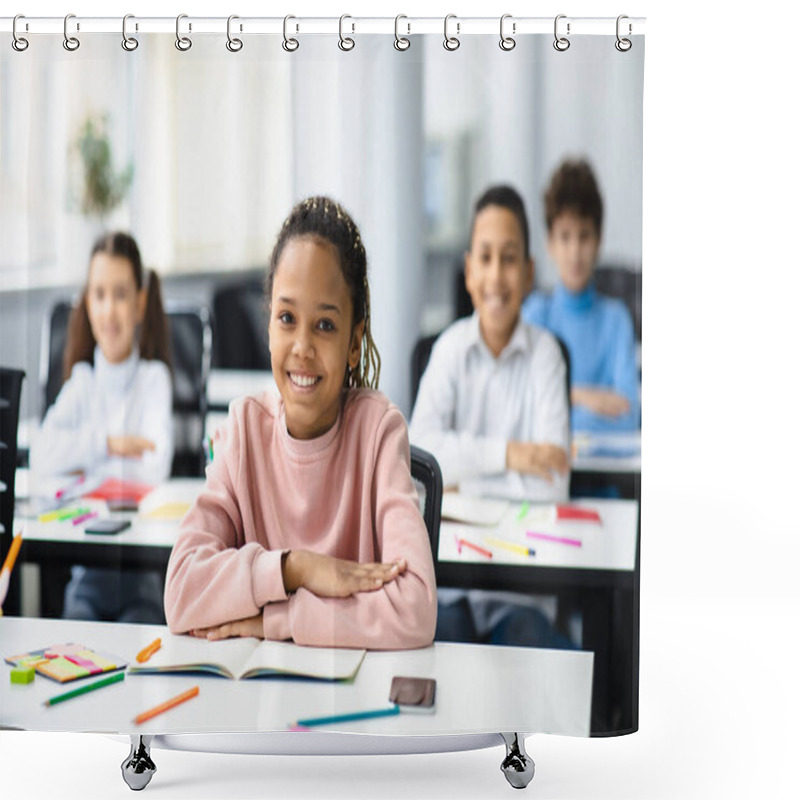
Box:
left=282, top=550, right=407, bottom=598
left=190, top=613, right=264, bottom=641
left=506, top=442, right=569, bottom=482
left=107, top=435, right=156, bottom=458
left=571, top=387, right=630, bottom=417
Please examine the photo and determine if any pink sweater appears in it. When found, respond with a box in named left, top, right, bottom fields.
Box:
left=164, top=389, right=437, bottom=650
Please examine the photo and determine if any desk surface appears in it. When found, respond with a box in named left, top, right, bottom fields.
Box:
left=1, top=617, right=592, bottom=738
left=439, top=497, right=638, bottom=574
left=572, top=431, right=641, bottom=475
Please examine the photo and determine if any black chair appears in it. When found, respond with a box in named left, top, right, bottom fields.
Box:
left=594, top=265, right=642, bottom=343
left=39, top=300, right=212, bottom=477
left=167, top=303, right=213, bottom=477
left=1, top=367, right=25, bottom=616
left=211, top=279, right=271, bottom=370
left=409, top=445, right=443, bottom=562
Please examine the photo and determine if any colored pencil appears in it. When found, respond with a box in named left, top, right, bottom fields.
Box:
left=44, top=671, right=125, bottom=706
left=485, top=537, right=536, bottom=558
left=293, top=704, right=400, bottom=729
left=134, top=686, right=200, bottom=725
left=136, top=637, right=162, bottom=663
left=455, top=535, right=493, bottom=559
left=526, top=531, right=582, bottom=547
left=0, top=530, right=24, bottom=609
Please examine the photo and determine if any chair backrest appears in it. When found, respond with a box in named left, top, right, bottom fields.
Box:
left=1, top=368, right=25, bottom=614
left=211, top=280, right=271, bottom=370
left=593, top=265, right=642, bottom=342
left=39, top=299, right=212, bottom=476
left=409, top=445, right=443, bottom=562
left=40, top=300, right=74, bottom=419
left=165, top=303, right=213, bottom=477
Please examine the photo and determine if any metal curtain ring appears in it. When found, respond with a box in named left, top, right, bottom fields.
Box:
left=443, top=14, right=460, bottom=51
left=175, top=14, right=192, bottom=51
left=226, top=15, right=243, bottom=52
left=12, top=14, right=29, bottom=52
left=615, top=15, right=632, bottom=52
left=122, top=14, right=139, bottom=51
left=394, top=14, right=410, bottom=51
left=553, top=14, right=570, bottom=52
left=338, top=14, right=355, bottom=51
left=283, top=15, right=299, bottom=52
left=499, top=14, right=516, bottom=51
left=63, top=13, right=80, bottom=51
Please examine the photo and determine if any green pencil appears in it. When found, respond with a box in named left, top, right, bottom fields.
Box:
left=44, top=671, right=125, bottom=706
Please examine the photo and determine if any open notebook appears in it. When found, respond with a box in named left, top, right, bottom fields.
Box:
left=128, top=635, right=366, bottom=682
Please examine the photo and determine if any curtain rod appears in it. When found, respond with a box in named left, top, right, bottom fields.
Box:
left=1, top=16, right=646, bottom=37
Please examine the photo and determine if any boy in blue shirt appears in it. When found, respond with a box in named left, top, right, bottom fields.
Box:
left=522, top=160, right=640, bottom=432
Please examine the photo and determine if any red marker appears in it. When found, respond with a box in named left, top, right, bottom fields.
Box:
left=455, top=536, right=493, bottom=559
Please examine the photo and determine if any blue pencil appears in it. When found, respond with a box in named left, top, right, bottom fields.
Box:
left=292, top=704, right=400, bottom=729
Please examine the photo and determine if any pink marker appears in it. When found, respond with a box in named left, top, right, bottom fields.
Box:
left=526, top=531, right=582, bottom=547
left=72, top=511, right=99, bottom=526
left=55, top=474, right=86, bottom=500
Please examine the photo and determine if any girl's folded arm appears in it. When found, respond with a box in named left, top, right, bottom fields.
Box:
left=164, top=426, right=289, bottom=634
left=287, top=407, right=437, bottom=649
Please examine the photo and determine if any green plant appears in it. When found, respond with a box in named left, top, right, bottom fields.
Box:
left=74, top=114, right=133, bottom=219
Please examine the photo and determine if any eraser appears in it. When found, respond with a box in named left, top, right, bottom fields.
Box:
left=11, top=666, right=35, bottom=684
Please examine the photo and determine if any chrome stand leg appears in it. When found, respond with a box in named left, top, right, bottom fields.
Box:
left=500, top=732, right=535, bottom=789
left=121, top=735, right=157, bottom=791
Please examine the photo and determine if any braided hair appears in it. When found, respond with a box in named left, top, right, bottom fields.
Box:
left=266, top=196, right=381, bottom=390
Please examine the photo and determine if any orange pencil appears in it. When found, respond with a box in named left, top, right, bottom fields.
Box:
left=0, top=530, right=24, bottom=610
left=134, top=686, right=199, bottom=725
left=135, top=637, right=162, bottom=663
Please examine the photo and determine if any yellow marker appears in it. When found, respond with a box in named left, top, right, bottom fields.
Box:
left=485, top=537, right=536, bottom=557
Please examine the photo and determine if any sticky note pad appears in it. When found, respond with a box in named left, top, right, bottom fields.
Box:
left=11, top=666, right=35, bottom=684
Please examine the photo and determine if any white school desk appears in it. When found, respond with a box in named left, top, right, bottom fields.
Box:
left=571, top=431, right=641, bottom=475
left=0, top=617, right=592, bottom=739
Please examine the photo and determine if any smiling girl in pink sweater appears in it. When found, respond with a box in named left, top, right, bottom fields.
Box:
left=164, top=197, right=436, bottom=650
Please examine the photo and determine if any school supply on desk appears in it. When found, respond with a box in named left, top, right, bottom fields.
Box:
left=38, top=505, right=91, bottom=523
left=55, top=474, right=86, bottom=499
left=134, top=685, right=199, bottom=725
left=454, top=534, right=493, bottom=559
left=44, top=671, right=125, bottom=707
left=83, top=477, right=154, bottom=504
left=84, top=519, right=131, bottom=535
left=127, top=635, right=366, bottom=682
left=72, top=510, right=98, bottom=526
left=0, top=529, right=23, bottom=610
left=485, top=537, right=536, bottom=558
left=142, top=501, right=192, bottom=521
left=136, top=638, right=162, bottom=664
left=291, top=704, right=400, bottom=730
left=10, top=666, right=35, bottom=684
left=389, top=676, right=436, bottom=714
left=441, top=493, right=510, bottom=526
left=556, top=505, right=602, bottom=524
left=5, top=643, right=127, bottom=683
left=526, top=531, right=582, bottom=548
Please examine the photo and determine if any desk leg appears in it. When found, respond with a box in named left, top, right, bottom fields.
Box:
left=121, top=735, right=157, bottom=791
left=499, top=733, right=535, bottom=789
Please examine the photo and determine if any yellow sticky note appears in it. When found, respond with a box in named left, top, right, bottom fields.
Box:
left=143, top=502, right=191, bottom=521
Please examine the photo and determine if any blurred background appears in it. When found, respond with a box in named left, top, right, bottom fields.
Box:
left=0, top=32, right=642, bottom=419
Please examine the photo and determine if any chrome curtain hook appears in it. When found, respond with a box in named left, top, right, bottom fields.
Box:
left=283, top=15, right=299, bottom=52
left=615, top=14, right=632, bottom=52
left=175, top=14, right=192, bottom=51
left=338, top=14, right=355, bottom=51
left=443, top=14, right=460, bottom=51
left=553, top=14, right=570, bottom=52
left=226, top=15, right=243, bottom=52
left=394, top=14, right=410, bottom=51
left=63, top=13, right=80, bottom=51
left=122, top=14, right=139, bottom=51
left=499, top=14, right=516, bottom=51
left=12, top=14, right=29, bottom=52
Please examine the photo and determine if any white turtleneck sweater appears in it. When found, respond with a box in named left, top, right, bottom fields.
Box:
left=31, top=346, right=174, bottom=485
